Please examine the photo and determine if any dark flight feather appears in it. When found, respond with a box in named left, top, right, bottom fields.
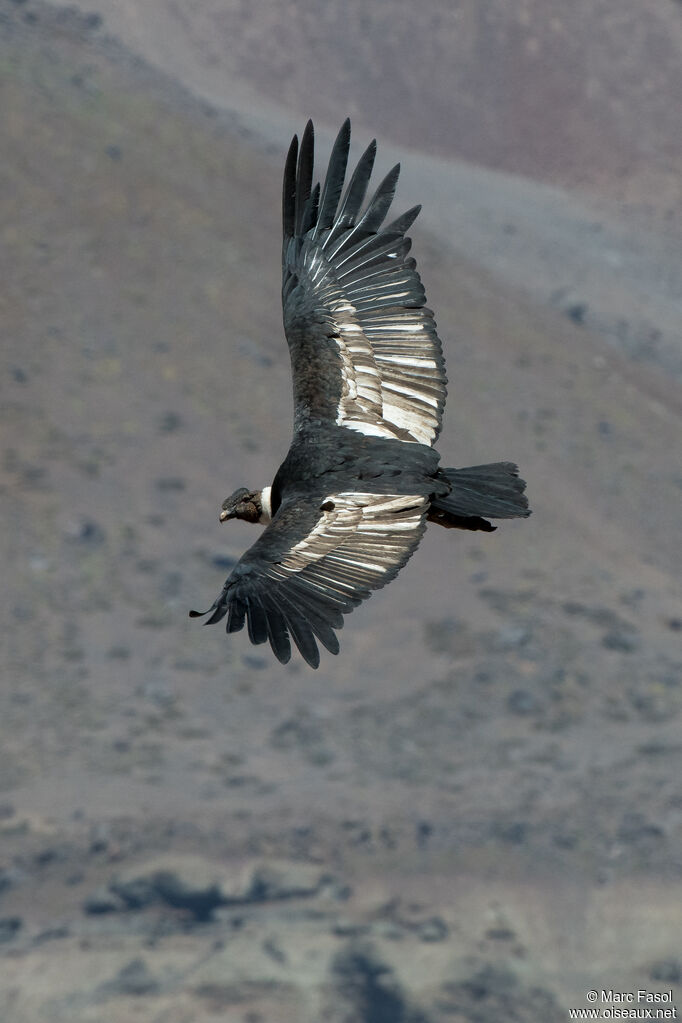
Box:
left=294, top=120, right=314, bottom=238
left=313, top=118, right=351, bottom=238
left=282, top=133, right=298, bottom=246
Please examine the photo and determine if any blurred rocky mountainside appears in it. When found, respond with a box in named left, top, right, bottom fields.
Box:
left=1, top=2, right=681, bottom=1021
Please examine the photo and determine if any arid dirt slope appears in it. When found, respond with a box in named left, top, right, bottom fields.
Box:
left=44, top=0, right=682, bottom=208
left=1, top=4, right=681, bottom=1022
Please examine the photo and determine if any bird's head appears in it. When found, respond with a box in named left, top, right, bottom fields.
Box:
left=220, top=486, right=272, bottom=525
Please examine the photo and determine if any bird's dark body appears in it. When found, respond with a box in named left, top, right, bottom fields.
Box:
left=270, top=424, right=443, bottom=515
left=191, top=119, right=530, bottom=667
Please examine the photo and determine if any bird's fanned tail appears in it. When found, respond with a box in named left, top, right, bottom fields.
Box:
left=428, top=463, right=530, bottom=532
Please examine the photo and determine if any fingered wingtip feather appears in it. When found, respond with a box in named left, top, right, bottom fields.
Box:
left=282, top=133, right=299, bottom=241
left=314, top=119, right=352, bottom=237
left=301, top=182, right=320, bottom=236
left=189, top=604, right=226, bottom=625
left=334, top=161, right=402, bottom=250
left=206, top=604, right=229, bottom=626
left=384, top=203, right=421, bottom=237
left=273, top=645, right=292, bottom=666
left=260, top=595, right=293, bottom=664
left=294, top=121, right=315, bottom=237
left=278, top=604, right=321, bottom=669
left=320, top=137, right=379, bottom=255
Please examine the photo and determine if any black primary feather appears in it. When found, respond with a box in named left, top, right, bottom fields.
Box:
left=313, top=118, right=351, bottom=238
left=294, top=120, right=314, bottom=238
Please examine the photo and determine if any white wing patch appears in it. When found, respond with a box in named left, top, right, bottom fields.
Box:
left=328, top=292, right=443, bottom=446
left=276, top=492, right=428, bottom=584
left=295, top=240, right=446, bottom=448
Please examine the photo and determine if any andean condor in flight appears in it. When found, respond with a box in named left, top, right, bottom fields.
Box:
left=191, top=119, right=530, bottom=667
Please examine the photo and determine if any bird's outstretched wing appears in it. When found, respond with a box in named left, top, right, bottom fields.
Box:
left=282, top=119, right=447, bottom=448
left=190, top=491, right=428, bottom=668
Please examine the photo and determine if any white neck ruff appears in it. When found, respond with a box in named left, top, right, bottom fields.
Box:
left=260, top=485, right=273, bottom=523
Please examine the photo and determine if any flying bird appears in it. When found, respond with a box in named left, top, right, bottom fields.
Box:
left=191, top=119, right=530, bottom=667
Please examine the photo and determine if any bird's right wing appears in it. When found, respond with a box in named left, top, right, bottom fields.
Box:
left=190, top=490, right=428, bottom=668
left=281, top=120, right=447, bottom=447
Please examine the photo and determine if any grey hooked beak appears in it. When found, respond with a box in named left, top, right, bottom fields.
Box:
left=219, top=508, right=235, bottom=523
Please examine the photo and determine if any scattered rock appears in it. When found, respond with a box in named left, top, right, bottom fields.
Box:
left=371, top=920, right=405, bottom=941
left=649, top=959, right=682, bottom=984
left=246, top=860, right=326, bottom=903
left=602, top=629, right=639, bottom=652
left=151, top=869, right=222, bottom=922
left=271, top=709, right=335, bottom=766
left=629, top=684, right=676, bottom=723
left=478, top=587, right=536, bottom=614
left=329, top=943, right=431, bottom=1022
left=485, top=926, right=517, bottom=941
left=155, top=476, right=186, bottom=492
left=63, top=517, right=106, bottom=545
left=333, top=919, right=369, bottom=938
left=417, top=916, right=449, bottom=942
left=494, top=624, right=531, bottom=650
left=53, top=6, right=103, bottom=33
left=106, top=644, right=131, bottom=660
left=0, top=866, right=25, bottom=894
left=236, top=335, right=273, bottom=368
left=416, top=821, right=433, bottom=849
left=211, top=553, right=237, bottom=571
left=424, top=617, right=477, bottom=657
left=566, top=301, right=588, bottom=325
left=83, top=887, right=124, bottom=916
left=617, top=813, right=664, bottom=849
left=262, top=937, right=287, bottom=964
left=242, top=654, right=269, bottom=671
left=32, top=925, right=70, bottom=945
left=0, top=917, right=22, bottom=943
left=34, top=844, right=68, bottom=867
left=507, top=689, right=541, bottom=715
left=158, top=410, right=182, bottom=432
left=95, top=958, right=160, bottom=1001
left=0, top=811, right=57, bottom=838
left=492, top=820, right=528, bottom=845
left=98, top=855, right=328, bottom=921
left=562, top=601, right=628, bottom=630
left=110, top=875, right=159, bottom=912
left=553, top=829, right=579, bottom=850
left=83, top=13, right=103, bottom=31
left=438, top=963, right=563, bottom=1022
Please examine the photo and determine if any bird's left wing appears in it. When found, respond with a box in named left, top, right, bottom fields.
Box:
left=190, top=491, right=428, bottom=668
left=282, top=119, right=447, bottom=447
